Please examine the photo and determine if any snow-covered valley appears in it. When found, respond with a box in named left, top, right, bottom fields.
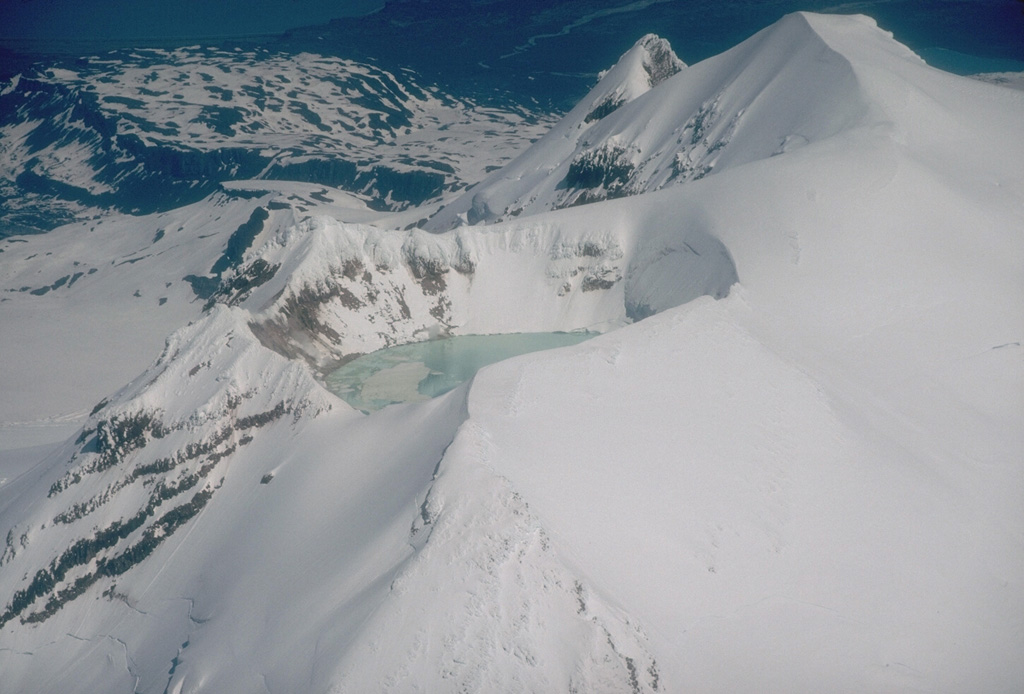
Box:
left=1, top=11, right=1022, bottom=693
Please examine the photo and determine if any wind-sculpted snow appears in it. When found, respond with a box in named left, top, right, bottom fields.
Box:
left=0, top=47, right=553, bottom=235
left=330, top=418, right=663, bottom=693
left=1, top=11, right=1023, bottom=693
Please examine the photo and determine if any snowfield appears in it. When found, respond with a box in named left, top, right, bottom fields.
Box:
left=1, top=11, right=1022, bottom=693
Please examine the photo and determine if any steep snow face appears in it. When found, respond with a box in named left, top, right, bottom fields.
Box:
left=0, top=193, right=257, bottom=424
left=424, top=12, right=915, bottom=230
left=423, top=32, right=686, bottom=229
left=426, top=20, right=1023, bottom=689
left=0, top=306, right=464, bottom=693
left=390, top=18, right=1024, bottom=688
left=326, top=416, right=663, bottom=692
left=0, top=47, right=553, bottom=234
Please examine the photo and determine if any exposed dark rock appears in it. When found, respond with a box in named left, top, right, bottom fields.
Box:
left=183, top=274, right=219, bottom=300
left=581, top=271, right=620, bottom=292
left=419, top=273, right=447, bottom=296
left=4, top=393, right=295, bottom=627
left=203, top=259, right=280, bottom=308
left=584, top=96, right=625, bottom=123
left=265, top=158, right=358, bottom=189
left=561, top=144, right=636, bottom=206
left=210, top=207, right=270, bottom=275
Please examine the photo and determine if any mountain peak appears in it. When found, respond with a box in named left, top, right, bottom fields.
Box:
left=582, top=33, right=685, bottom=124
left=634, top=33, right=686, bottom=88
left=423, top=34, right=685, bottom=229
left=424, top=11, right=951, bottom=231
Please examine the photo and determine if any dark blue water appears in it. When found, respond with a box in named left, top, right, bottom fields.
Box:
left=3, top=0, right=1020, bottom=77
left=0, top=0, right=384, bottom=46
left=273, top=0, right=1024, bottom=109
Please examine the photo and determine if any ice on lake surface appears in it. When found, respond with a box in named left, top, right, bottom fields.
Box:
left=326, top=332, right=596, bottom=412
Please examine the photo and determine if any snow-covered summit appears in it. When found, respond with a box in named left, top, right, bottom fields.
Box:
left=580, top=33, right=685, bottom=126
left=423, top=12, right=938, bottom=230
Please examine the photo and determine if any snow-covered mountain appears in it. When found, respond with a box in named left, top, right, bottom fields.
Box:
left=1, top=12, right=1022, bottom=693
left=424, top=11, right=924, bottom=229
left=0, top=180, right=390, bottom=425
left=0, top=46, right=552, bottom=235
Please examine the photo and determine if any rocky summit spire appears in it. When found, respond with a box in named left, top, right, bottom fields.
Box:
left=584, top=33, right=686, bottom=125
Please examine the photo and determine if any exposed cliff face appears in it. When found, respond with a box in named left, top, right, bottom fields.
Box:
left=218, top=210, right=735, bottom=373
left=583, top=33, right=686, bottom=126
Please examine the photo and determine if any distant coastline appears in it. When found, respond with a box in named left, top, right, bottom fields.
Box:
left=2, top=0, right=1021, bottom=94
left=0, top=0, right=384, bottom=53
left=0, top=34, right=288, bottom=56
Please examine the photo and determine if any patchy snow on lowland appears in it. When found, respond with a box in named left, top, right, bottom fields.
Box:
left=0, top=11, right=1022, bottom=694
left=0, top=46, right=555, bottom=233
left=1, top=47, right=552, bottom=189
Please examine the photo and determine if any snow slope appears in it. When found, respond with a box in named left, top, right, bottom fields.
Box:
left=1, top=11, right=1022, bottom=693
left=0, top=182, right=382, bottom=426
left=424, top=11, right=917, bottom=229
left=341, top=18, right=1024, bottom=685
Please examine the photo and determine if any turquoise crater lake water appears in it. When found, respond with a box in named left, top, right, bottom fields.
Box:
left=325, top=332, right=595, bottom=412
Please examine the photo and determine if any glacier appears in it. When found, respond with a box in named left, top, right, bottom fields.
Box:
left=0, top=11, right=1022, bottom=693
